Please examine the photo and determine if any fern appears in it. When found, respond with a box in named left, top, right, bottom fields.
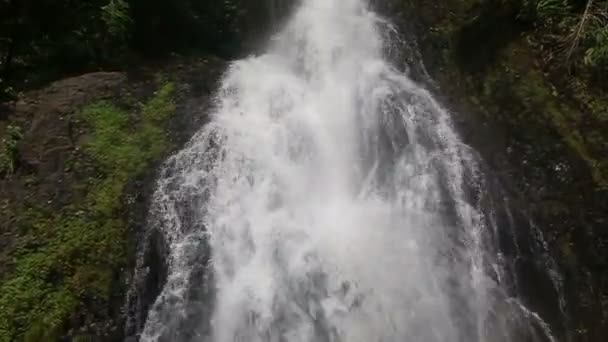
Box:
left=536, top=0, right=572, bottom=19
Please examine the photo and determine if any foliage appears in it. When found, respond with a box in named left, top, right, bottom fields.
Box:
left=0, top=0, right=277, bottom=93
left=0, top=0, right=108, bottom=90
left=523, top=0, right=608, bottom=68
left=583, top=10, right=608, bottom=66
left=0, top=124, right=23, bottom=176
left=127, top=0, right=253, bottom=55
left=101, top=0, right=132, bottom=39
left=535, top=0, right=574, bottom=19
left=0, top=82, right=175, bottom=341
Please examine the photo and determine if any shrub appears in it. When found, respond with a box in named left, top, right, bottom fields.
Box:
left=582, top=7, right=608, bottom=66
left=102, top=0, right=132, bottom=39
left=522, top=0, right=608, bottom=68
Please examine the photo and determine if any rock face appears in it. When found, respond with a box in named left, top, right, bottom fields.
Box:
left=123, top=56, right=227, bottom=340
left=0, top=72, right=127, bottom=278
left=0, top=72, right=131, bottom=341
left=378, top=0, right=608, bottom=340
left=0, top=56, right=225, bottom=341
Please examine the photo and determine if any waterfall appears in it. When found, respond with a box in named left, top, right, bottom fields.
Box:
left=135, top=0, right=558, bottom=341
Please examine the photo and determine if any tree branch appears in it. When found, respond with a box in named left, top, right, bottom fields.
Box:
left=566, top=0, right=595, bottom=63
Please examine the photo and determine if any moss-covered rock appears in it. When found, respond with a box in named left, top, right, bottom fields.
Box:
left=0, top=80, right=175, bottom=342
left=0, top=56, right=226, bottom=341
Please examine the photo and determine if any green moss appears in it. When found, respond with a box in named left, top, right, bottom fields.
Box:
left=414, top=0, right=608, bottom=191
left=571, top=78, right=608, bottom=122
left=504, top=56, right=608, bottom=190
left=468, top=40, right=608, bottom=190
left=0, top=82, right=175, bottom=341
left=143, top=81, right=176, bottom=123
left=0, top=125, right=23, bottom=176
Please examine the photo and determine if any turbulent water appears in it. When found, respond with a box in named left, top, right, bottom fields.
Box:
left=137, top=0, right=558, bottom=341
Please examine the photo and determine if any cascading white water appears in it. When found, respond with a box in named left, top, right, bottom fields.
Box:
left=138, top=0, right=557, bottom=341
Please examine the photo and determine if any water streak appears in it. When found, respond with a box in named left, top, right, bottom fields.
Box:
left=139, top=0, right=556, bottom=341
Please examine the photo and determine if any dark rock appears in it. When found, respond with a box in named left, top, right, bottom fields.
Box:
left=376, top=0, right=608, bottom=340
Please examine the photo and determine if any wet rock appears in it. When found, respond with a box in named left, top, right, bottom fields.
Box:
left=376, top=0, right=608, bottom=340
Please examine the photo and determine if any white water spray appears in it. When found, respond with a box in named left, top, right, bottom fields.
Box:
left=139, top=0, right=556, bottom=341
